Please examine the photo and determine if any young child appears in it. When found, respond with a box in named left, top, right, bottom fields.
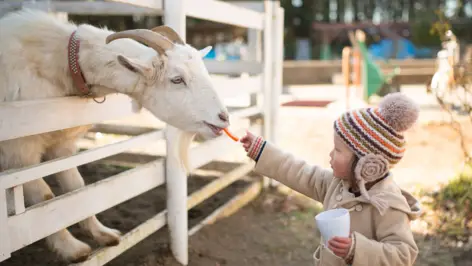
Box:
left=240, top=93, right=422, bottom=266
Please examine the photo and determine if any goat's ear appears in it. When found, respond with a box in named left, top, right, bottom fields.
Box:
left=199, top=46, right=212, bottom=58
left=117, top=55, right=151, bottom=76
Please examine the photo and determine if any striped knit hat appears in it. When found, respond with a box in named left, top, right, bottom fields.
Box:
left=334, top=93, right=420, bottom=167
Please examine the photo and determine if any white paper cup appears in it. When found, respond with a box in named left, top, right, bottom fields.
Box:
left=315, top=208, right=350, bottom=245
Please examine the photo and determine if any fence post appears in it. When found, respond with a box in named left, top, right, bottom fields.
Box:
left=261, top=0, right=273, bottom=188
left=0, top=188, right=11, bottom=261
left=164, top=0, right=188, bottom=265
left=271, top=1, right=284, bottom=147
left=268, top=1, right=284, bottom=187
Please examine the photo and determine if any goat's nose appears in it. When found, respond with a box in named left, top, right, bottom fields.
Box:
left=218, top=112, right=229, bottom=123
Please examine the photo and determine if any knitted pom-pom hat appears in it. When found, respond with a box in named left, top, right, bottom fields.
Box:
left=334, top=93, right=419, bottom=215
left=334, top=92, right=419, bottom=166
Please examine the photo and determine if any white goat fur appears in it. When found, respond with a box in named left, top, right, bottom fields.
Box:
left=0, top=9, right=229, bottom=262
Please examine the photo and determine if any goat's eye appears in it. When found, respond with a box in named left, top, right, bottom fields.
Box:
left=171, top=77, right=185, bottom=85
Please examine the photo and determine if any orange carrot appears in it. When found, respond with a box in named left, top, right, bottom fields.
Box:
left=223, top=128, right=239, bottom=142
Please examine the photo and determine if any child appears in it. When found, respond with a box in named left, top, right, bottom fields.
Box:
left=240, top=93, right=422, bottom=266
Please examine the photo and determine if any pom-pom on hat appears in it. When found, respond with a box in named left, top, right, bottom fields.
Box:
left=334, top=92, right=419, bottom=166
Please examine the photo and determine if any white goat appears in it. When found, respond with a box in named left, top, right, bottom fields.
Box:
left=0, top=9, right=229, bottom=262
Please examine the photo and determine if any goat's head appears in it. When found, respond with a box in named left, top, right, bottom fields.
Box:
left=105, top=26, right=229, bottom=139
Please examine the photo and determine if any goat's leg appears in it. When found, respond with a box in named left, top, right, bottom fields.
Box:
left=23, top=179, right=92, bottom=262
left=45, top=141, right=121, bottom=246
left=53, top=168, right=122, bottom=246
left=0, top=139, right=91, bottom=263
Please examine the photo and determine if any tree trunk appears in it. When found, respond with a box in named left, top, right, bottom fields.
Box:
left=408, top=0, right=415, bottom=21
left=323, top=0, right=330, bottom=22
left=337, top=0, right=345, bottom=22
left=364, top=0, right=375, bottom=20
left=353, top=0, right=359, bottom=22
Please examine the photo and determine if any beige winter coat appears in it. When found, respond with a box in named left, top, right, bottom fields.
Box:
left=253, top=142, right=422, bottom=266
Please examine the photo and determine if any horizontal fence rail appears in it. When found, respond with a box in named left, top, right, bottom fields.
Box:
left=2, top=0, right=164, bottom=15
left=0, top=130, right=164, bottom=189
left=8, top=160, right=165, bottom=252
left=71, top=210, right=168, bottom=266
left=106, top=0, right=163, bottom=9
left=0, top=94, right=141, bottom=142
left=185, top=0, right=264, bottom=30
left=0, top=103, right=259, bottom=190
left=204, top=61, right=263, bottom=75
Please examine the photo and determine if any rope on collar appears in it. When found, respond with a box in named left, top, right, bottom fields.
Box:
left=68, top=30, right=105, bottom=104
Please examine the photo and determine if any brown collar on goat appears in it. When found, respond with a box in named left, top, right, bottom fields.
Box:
left=68, top=31, right=106, bottom=103
left=68, top=31, right=91, bottom=96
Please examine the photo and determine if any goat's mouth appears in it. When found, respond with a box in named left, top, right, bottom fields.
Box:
left=203, top=121, right=224, bottom=136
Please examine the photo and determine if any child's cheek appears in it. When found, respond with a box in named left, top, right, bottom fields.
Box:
left=335, top=159, right=351, bottom=179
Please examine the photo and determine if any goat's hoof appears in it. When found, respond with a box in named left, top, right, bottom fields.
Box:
left=47, top=230, right=92, bottom=263
left=60, top=239, right=92, bottom=263
left=94, top=227, right=122, bottom=247
left=69, top=252, right=90, bottom=263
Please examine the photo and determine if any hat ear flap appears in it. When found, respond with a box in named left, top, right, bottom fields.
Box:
left=354, top=154, right=390, bottom=215
left=354, top=154, right=389, bottom=183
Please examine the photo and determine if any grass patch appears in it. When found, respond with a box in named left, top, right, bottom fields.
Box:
left=421, top=163, right=472, bottom=243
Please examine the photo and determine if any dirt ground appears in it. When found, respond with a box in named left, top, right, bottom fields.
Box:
left=2, top=86, right=472, bottom=266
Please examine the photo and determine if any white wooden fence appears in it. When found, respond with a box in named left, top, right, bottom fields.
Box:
left=0, top=0, right=284, bottom=265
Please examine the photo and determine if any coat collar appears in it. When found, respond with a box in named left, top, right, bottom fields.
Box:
left=336, top=174, right=423, bottom=219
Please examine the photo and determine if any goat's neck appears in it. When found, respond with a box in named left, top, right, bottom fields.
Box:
left=76, top=25, right=156, bottom=97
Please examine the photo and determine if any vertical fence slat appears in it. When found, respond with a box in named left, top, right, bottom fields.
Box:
left=164, top=0, right=188, bottom=264
left=261, top=0, right=273, bottom=142
left=270, top=1, right=283, bottom=146
left=268, top=2, right=284, bottom=187
left=261, top=0, right=273, bottom=188
left=6, top=186, right=25, bottom=215
left=164, top=0, right=186, bottom=40
left=164, top=126, right=189, bottom=266
left=247, top=27, right=262, bottom=121
left=0, top=188, right=11, bottom=261
left=247, top=30, right=262, bottom=62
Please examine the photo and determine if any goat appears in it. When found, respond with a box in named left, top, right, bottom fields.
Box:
left=0, top=9, right=229, bottom=262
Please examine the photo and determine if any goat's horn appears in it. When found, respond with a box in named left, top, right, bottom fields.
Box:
left=151, top=25, right=185, bottom=45
left=106, top=29, right=173, bottom=55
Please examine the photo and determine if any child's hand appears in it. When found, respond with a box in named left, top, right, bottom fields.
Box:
left=328, top=236, right=352, bottom=258
left=239, top=131, right=256, bottom=152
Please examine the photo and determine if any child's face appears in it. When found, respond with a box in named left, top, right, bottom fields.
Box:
left=329, top=133, right=356, bottom=179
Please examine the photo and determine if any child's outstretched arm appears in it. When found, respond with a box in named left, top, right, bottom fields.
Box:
left=240, top=131, right=334, bottom=203
left=349, top=208, right=419, bottom=266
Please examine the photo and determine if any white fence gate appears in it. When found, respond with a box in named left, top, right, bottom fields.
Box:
left=0, top=0, right=284, bottom=265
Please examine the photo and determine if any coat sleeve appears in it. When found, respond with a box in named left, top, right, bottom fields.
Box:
left=351, top=208, right=419, bottom=266
left=250, top=140, right=334, bottom=203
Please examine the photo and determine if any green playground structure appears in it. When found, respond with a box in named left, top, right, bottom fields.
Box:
left=348, top=31, right=401, bottom=101
left=358, top=40, right=401, bottom=99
